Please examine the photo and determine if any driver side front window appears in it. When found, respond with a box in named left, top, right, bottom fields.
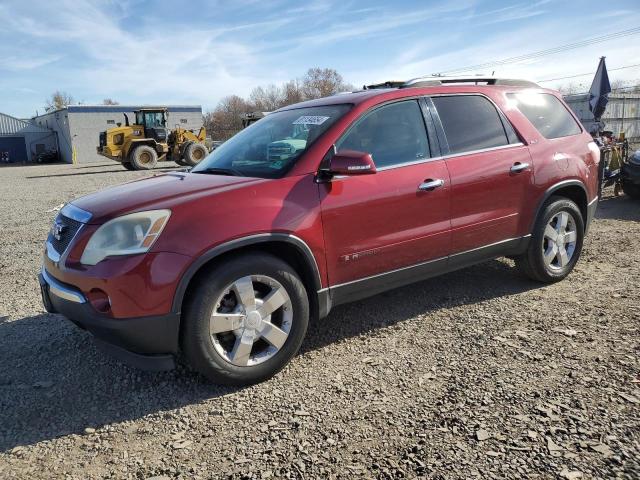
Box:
left=337, top=100, right=431, bottom=169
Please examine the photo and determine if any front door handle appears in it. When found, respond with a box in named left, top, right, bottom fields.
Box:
left=418, top=178, right=444, bottom=191
left=510, top=162, right=530, bottom=173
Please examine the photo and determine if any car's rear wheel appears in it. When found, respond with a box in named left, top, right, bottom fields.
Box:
left=515, top=196, right=584, bottom=283
left=181, top=253, right=309, bottom=385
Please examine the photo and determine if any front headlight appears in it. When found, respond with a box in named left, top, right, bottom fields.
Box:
left=80, top=210, right=171, bottom=265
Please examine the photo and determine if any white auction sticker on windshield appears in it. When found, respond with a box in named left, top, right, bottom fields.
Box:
left=293, top=115, right=330, bottom=125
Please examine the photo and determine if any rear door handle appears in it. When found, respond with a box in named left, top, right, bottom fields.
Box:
left=510, top=162, right=530, bottom=173
left=418, top=178, right=444, bottom=191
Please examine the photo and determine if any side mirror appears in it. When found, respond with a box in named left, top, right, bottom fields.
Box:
left=329, top=149, right=377, bottom=175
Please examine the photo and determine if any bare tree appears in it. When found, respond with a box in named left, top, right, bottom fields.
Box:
left=45, top=90, right=74, bottom=112
left=204, top=95, right=253, bottom=141
left=556, top=82, right=583, bottom=95
left=302, top=67, right=353, bottom=99
left=249, top=85, right=284, bottom=111
left=205, top=67, right=354, bottom=141
left=102, top=98, right=119, bottom=105
left=281, top=79, right=305, bottom=106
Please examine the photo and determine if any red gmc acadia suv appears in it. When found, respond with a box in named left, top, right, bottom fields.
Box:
left=40, top=77, right=600, bottom=385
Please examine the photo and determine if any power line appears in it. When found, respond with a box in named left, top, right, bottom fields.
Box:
left=436, top=27, right=640, bottom=75
left=538, top=64, right=640, bottom=83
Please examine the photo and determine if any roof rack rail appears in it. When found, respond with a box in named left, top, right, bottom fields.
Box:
left=364, top=76, right=539, bottom=90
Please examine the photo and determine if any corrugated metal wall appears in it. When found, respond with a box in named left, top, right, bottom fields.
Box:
left=0, top=112, right=57, bottom=162
left=564, top=93, right=640, bottom=141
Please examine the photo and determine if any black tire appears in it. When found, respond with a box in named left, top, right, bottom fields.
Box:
left=622, top=181, right=640, bottom=199
left=181, top=253, right=309, bottom=385
left=174, top=157, right=188, bottom=167
left=514, top=196, right=584, bottom=283
left=129, top=145, right=158, bottom=170
left=183, top=142, right=208, bottom=167
left=122, top=162, right=136, bottom=171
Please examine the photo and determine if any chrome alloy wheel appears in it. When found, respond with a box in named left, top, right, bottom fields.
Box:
left=542, top=211, right=578, bottom=270
left=209, top=275, right=293, bottom=367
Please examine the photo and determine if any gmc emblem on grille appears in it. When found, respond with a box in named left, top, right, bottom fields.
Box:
left=51, top=222, right=66, bottom=241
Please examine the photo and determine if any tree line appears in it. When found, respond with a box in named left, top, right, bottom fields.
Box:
left=44, top=91, right=119, bottom=112
left=204, top=68, right=354, bottom=140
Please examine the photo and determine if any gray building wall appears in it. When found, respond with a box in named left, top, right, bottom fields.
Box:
left=33, top=109, right=73, bottom=163
left=33, top=105, right=203, bottom=164
left=0, top=111, right=57, bottom=162
left=564, top=93, right=640, bottom=141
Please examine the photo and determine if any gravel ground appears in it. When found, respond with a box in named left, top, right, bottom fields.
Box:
left=0, top=161, right=639, bottom=479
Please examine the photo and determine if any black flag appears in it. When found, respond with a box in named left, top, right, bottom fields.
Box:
left=588, top=57, right=611, bottom=121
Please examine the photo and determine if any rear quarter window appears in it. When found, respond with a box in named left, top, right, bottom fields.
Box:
left=507, top=92, right=581, bottom=139
left=432, top=95, right=511, bottom=154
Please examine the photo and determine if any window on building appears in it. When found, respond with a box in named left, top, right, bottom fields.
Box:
left=507, top=93, right=581, bottom=139
left=107, top=119, right=115, bottom=125
left=432, top=95, right=510, bottom=154
left=180, top=118, right=188, bottom=124
left=337, top=100, right=430, bottom=169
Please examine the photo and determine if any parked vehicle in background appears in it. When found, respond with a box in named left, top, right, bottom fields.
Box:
left=621, top=150, right=640, bottom=199
left=97, top=108, right=208, bottom=170
left=41, top=77, right=599, bottom=385
left=35, top=149, right=59, bottom=164
left=241, top=111, right=270, bottom=128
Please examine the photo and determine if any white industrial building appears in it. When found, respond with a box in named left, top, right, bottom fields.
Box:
left=32, top=105, right=203, bottom=164
left=0, top=112, right=57, bottom=163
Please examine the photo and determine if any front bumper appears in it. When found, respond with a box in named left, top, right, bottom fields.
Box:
left=39, top=267, right=178, bottom=371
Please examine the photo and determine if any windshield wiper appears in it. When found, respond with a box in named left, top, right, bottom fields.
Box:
left=193, top=167, right=245, bottom=177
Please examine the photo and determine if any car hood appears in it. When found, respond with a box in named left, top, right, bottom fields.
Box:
left=71, top=172, right=264, bottom=224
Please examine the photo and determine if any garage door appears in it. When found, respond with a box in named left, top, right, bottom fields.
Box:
left=0, top=136, right=28, bottom=163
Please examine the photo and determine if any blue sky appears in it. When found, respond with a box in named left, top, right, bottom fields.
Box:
left=1, top=0, right=638, bottom=118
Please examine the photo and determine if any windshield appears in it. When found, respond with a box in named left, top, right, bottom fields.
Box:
left=135, top=111, right=165, bottom=127
left=192, top=104, right=351, bottom=178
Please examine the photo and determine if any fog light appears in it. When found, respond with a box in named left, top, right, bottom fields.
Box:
left=88, top=289, right=111, bottom=314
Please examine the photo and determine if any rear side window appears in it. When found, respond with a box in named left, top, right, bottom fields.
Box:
left=507, top=93, right=581, bottom=139
left=432, top=95, right=511, bottom=154
left=337, top=100, right=430, bottom=168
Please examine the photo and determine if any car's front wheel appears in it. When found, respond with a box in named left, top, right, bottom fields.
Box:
left=515, top=196, right=584, bottom=283
left=181, top=253, right=309, bottom=385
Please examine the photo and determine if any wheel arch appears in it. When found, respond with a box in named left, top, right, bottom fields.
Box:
left=172, top=234, right=324, bottom=320
left=531, top=180, right=588, bottom=232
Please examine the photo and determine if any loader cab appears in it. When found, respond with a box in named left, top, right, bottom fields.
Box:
left=135, top=109, right=168, bottom=143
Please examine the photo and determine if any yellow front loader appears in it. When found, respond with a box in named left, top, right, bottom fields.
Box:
left=167, top=126, right=208, bottom=167
left=97, top=108, right=209, bottom=170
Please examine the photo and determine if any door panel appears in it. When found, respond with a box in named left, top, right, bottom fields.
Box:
left=319, top=160, right=451, bottom=286
left=446, top=145, right=533, bottom=253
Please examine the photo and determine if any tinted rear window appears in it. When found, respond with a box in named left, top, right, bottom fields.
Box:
left=432, top=95, right=510, bottom=154
left=507, top=92, right=581, bottom=139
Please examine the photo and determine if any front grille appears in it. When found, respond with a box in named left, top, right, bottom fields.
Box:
left=48, top=214, right=83, bottom=256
